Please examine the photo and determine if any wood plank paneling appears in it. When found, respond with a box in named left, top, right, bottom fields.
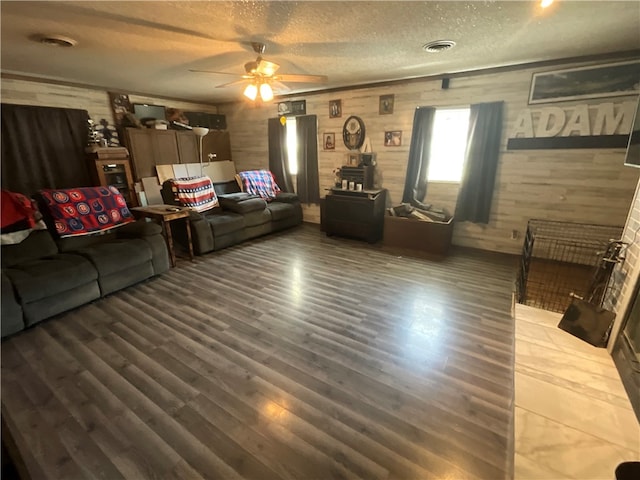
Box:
left=220, top=62, right=638, bottom=254
left=2, top=226, right=517, bottom=479
left=0, top=78, right=218, bottom=144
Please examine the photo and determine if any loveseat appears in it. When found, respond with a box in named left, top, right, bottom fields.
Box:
left=160, top=172, right=303, bottom=255
left=1, top=187, right=170, bottom=338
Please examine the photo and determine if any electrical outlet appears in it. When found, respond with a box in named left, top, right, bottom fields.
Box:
left=511, top=229, right=519, bottom=240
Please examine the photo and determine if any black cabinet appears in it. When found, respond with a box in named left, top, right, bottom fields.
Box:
left=324, top=189, right=387, bottom=243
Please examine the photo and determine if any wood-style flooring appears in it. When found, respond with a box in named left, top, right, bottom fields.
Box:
left=1, top=225, right=517, bottom=480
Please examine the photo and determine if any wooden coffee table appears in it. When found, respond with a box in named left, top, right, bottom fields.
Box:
left=131, top=204, right=194, bottom=267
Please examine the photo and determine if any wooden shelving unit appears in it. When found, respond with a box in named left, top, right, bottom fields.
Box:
left=86, top=147, right=137, bottom=207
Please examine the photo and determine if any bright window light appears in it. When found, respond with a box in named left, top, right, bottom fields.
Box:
left=286, top=117, right=298, bottom=175
left=427, top=108, right=470, bottom=182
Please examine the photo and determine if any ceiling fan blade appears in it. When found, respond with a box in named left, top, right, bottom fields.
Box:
left=271, top=80, right=291, bottom=92
left=216, top=79, right=250, bottom=88
left=276, top=74, right=328, bottom=84
left=190, top=69, right=251, bottom=77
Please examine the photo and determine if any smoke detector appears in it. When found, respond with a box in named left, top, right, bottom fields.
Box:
left=422, top=40, right=456, bottom=53
left=33, top=34, right=77, bottom=47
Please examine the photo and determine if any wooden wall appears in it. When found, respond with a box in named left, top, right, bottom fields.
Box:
left=2, top=63, right=638, bottom=256
left=220, top=61, right=639, bottom=254
left=0, top=77, right=218, bottom=141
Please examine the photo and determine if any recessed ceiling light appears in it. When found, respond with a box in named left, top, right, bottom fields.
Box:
left=33, top=34, right=77, bottom=47
left=422, top=40, right=456, bottom=53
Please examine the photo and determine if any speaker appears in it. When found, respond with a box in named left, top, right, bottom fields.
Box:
left=441, top=78, right=450, bottom=90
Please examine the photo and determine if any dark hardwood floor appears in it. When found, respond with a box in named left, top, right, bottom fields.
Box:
left=1, top=225, right=517, bottom=479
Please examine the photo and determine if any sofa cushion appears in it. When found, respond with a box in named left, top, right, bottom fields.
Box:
left=266, top=202, right=297, bottom=222
left=115, top=220, right=163, bottom=238
left=39, top=186, right=134, bottom=237
left=168, top=176, right=218, bottom=212
left=56, top=229, right=117, bottom=253
left=77, top=238, right=152, bottom=277
left=204, top=212, right=245, bottom=236
left=273, top=192, right=300, bottom=204
left=237, top=170, right=281, bottom=200
left=213, top=180, right=241, bottom=195
left=5, top=253, right=98, bottom=303
left=243, top=208, right=271, bottom=227
left=1, top=230, right=58, bottom=268
left=218, top=195, right=267, bottom=214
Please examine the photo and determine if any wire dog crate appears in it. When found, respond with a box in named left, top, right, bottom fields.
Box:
left=517, top=219, right=624, bottom=313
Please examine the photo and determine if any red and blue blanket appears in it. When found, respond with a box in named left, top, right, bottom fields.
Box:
left=39, top=186, right=134, bottom=237
left=169, top=176, right=218, bottom=212
left=237, top=170, right=281, bottom=200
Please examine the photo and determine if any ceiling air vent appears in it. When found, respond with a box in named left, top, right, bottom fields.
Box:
left=34, top=34, right=77, bottom=47
left=422, top=40, right=456, bottom=53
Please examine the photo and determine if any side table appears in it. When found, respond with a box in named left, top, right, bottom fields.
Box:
left=131, top=204, right=194, bottom=267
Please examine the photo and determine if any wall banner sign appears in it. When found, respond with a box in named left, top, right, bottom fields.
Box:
left=507, top=100, right=636, bottom=150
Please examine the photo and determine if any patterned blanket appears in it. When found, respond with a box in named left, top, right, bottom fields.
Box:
left=237, top=170, right=281, bottom=200
left=39, top=186, right=134, bottom=237
left=169, top=176, right=218, bottom=212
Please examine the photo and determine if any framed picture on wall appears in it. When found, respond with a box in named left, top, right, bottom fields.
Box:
left=277, top=101, right=291, bottom=115
left=291, top=100, right=306, bottom=115
left=108, top=92, right=132, bottom=126
left=379, top=94, right=394, bottom=115
left=528, top=60, right=640, bottom=104
left=384, top=130, right=402, bottom=146
left=329, top=99, right=342, bottom=118
left=323, top=132, right=335, bottom=150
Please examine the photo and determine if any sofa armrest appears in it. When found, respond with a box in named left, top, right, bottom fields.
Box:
left=187, top=210, right=207, bottom=221
left=187, top=214, right=214, bottom=254
left=115, top=220, right=162, bottom=238
left=273, top=192, right=300, bottom=203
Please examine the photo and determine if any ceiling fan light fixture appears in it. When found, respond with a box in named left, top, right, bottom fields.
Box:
left=243, top=83, right=258, bottom=101
left=260, top=82, right=274, bottom=102
left=257, top=59, right=279, bottom=77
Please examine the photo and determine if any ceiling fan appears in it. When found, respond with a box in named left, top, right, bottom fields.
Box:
left=190, top=42, right=328, bottom=101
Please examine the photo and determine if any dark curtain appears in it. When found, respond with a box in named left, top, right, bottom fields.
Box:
left=1, top=103, right=91, bottom=195
left=295, top=114, right=320, bottom=204
left=402, top=107, right=436, bottom=205
left=455, top=101, right=504, bottom=224
left=267, top=117, right=293, bottom=192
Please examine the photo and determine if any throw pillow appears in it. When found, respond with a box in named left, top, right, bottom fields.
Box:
left=39, top=186, right=134, bottom=237
left=237, top=170, right=281, bottom=200
left=169, top=176, right=219, bottom=212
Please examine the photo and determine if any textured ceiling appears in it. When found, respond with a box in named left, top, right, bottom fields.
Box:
left=1, top=1, right=639, bottom=104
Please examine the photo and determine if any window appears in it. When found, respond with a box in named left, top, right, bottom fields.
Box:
left=285, top=117, right=298, bottom=175
left=427, top=107, right=470, bottom=182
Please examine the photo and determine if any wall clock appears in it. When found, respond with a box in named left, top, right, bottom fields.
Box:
left=342, top=115, right=365, bottom=150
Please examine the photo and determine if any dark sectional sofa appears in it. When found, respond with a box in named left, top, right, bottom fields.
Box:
left=1, top=220, right=170, bottom=338
left=161, top=181, right=303, bottom=255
